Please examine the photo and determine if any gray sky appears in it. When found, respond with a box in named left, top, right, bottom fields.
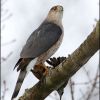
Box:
left=1, top=0, right=99, bottom=100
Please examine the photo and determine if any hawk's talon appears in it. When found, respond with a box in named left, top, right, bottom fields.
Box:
left=46, top=57, right=66, bottom=68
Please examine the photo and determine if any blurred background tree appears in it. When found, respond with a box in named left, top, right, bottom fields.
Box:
left=1, top=0, right=99, bottom=100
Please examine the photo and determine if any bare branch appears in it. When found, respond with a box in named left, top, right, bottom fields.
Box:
left=1, top=39, right=16, bottom=46
left=69, top=79, right=74, bottom=100
left=86, top=68, right=99, bottom=100
left=1, top=80, right=8, bottom=100
left=79, top=89, right=86, bottom=100
left=1, top=52, right=13, bottom=63
left=19, top=21, right=99, bottom=100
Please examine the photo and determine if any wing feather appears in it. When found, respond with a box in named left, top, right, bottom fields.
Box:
left=20, top=22, right=62, bottom=58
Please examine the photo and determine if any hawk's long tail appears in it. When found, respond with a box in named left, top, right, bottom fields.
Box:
left=11, top=70, right=27, bottom=99
left=11, top=58, right=32, bottom=100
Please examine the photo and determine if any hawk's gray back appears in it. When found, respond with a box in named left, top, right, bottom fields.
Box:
left=20, top=22, right=62, bottom=58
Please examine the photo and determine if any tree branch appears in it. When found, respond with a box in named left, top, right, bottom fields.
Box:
left=19, top=21, right=99, bottom=100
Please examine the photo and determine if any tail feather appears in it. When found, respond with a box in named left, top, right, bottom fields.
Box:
left=13, top=58, right=22, bottom=70
left=11, top=70, right=27, bottom=99
left=11, top=58, right=32, bottom=100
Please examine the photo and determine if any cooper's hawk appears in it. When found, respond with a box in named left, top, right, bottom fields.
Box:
left=11, top=5, right=64, bottom=99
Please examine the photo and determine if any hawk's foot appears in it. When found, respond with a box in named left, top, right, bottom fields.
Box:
left=46, top=57, right=66, bottom=68
left=31, top=64, right=49, bottom=80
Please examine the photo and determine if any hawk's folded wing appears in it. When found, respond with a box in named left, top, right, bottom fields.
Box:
left=20, top=22, right=62, bottom=58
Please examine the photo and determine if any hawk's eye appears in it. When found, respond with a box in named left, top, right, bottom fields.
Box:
left=51, top=6, right=57, bottom=11
left=53, top=7, right=57, bottom=10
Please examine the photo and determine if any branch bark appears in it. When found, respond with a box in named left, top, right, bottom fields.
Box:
left=19, top=21, right=99, bottom=100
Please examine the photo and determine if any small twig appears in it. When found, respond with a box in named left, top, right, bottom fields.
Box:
left=79, top=89, right=86, bottom=100
left=69, top=79, right=74, bottom=100
left=1, top=80, right=8, bottom=100
left=1, top=52, right=13, bottom=63
left=83, top=67, right=92, bottom=83
left=1, top=13, right=12, bottom=22
left=86, top=68, right=99, bottom=100
left=73, top=81, right=99, bottom=86
left=1, top=39, right=16, bottom=46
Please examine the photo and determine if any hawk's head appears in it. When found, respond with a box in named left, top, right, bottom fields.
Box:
left=50, top=5, right=63, bottom=12
left=46, top=5, right=63, bottom=25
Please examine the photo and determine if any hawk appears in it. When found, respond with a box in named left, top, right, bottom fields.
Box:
left=11, top=5, right=64, bottom=99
